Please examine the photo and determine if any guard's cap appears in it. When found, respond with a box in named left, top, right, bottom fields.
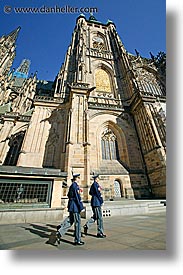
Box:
left=92, top=174, right=99, bottom=179
left=72, top=173, right=80, bottom=179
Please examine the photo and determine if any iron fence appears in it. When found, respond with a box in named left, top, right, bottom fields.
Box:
left=0, top=178, right=52, bottom=208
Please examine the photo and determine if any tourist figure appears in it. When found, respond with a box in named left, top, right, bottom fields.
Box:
left=56, top=173, right=85, bottom=245
left=83, top=174, right=106, bottom=238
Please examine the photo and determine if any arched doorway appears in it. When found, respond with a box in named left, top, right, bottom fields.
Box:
left=114, top=180, right=122, bottom=198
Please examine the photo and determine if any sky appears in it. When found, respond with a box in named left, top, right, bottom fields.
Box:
left=0, top=0, right=166, bottom=81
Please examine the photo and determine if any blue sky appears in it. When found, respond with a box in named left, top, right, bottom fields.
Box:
left=0, top=0, right=166, bottom=81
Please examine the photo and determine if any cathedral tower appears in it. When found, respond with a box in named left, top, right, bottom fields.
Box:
left=53, top=14, right=166, bottom=199
left=0, top=27, right=20, bottom=79
left=51, top=14, right=155, bottom=200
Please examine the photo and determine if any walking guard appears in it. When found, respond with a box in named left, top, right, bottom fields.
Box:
left=83, top=174, right=106, bottom=238
left=56, top=173, right=85, bottom=245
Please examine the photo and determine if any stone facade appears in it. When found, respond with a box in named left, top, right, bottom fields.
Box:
left=0, top=15, right=166, bottom=211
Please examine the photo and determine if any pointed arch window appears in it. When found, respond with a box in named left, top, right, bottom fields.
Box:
left=101, top=129, right=119, bottom=160
left=78, top=65, right=82, bottom=81
left=4, top=132, right=25, bottom=166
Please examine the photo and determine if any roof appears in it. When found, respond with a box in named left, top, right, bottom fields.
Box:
left=37, top=80, right=54, bottom=90
left=12, top=77, right=25, bottom=87
left=76, top=14, right=115, bottom=27
left=0, top=103, right=11, bottom=114
left=88, top=14, right=101, bottom=23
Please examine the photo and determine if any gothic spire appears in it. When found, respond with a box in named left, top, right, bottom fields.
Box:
left=7, top=26, right=21, bottom=43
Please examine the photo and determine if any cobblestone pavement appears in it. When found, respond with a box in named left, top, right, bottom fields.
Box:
left=0, top=212, right=166, bottom=250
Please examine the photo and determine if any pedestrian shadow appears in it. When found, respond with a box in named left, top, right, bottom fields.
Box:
left=65, top=232, right=74, bottom=237
left=45, top=232, right=58, bottom=246
left=23, top=224, right=58, bottom=247
left=23, top=223, right=80, bottom=247
left=83, top=233, right=97, bottom=238
left=57, top=238, right=75, bottom=246
left=46, top=224, right=57, bottom=229
left=30, top=224, right=53, bottom=233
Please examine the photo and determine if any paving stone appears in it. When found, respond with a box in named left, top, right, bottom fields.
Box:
left=0, top=212, right=166, bottom=250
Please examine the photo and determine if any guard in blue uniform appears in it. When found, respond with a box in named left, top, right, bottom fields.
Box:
left=56, top=174, right=85, bottom=245
left=83, top=174, right=106, bottom=238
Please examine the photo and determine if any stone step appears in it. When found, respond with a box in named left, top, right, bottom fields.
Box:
left=148, top=203, right=165, bottom=207
left=0, top=200, right=166, bottom=224
left=0, top=207, right=64, bottom=225
left=81, top=200, right=166, bottom=218
left=148, top=204, right=166, bottom=213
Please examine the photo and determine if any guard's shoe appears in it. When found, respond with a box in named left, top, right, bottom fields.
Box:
left=83, top=225, right=88, bottom=235
left=57, top=225, right=61, bottom=231
left=56, top=231, right=62, bottom=244
left=97, top=233, right=106, bottom=238
left=75, top=241, right=85, bottom=245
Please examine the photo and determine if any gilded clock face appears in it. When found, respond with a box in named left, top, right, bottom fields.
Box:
left=92, top=36, right=105, bottom=50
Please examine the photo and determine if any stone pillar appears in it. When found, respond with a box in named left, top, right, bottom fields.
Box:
left=83, top=143, right=90, bottom=201
left=64, top=85, right=91, bottom=194
left=0, top=117, right=15, bottom=164
left=51, top=179, right=63, bottom=208
left=17, top=102, right=58, bottom=167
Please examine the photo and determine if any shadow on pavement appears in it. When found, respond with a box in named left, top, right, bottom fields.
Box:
left=23, top=224, right=58, bottom=247
left=22, top=224, right=80, bottom=247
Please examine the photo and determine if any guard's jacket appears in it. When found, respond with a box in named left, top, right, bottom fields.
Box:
left=89, top=181, right=103, bottom=207
left=67, top=181, right=84, bottom=213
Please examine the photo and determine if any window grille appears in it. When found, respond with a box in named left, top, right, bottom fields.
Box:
left=0, top=178, right=52, bottom=208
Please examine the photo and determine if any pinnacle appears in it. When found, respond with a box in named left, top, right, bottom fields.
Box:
left=7, top=26, right=21, bottom=42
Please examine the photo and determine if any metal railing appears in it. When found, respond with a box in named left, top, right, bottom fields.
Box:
left=0, top=178, right=52, bottom=208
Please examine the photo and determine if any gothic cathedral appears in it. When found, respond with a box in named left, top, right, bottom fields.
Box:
left=0, top=15, right=166, bottom=210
